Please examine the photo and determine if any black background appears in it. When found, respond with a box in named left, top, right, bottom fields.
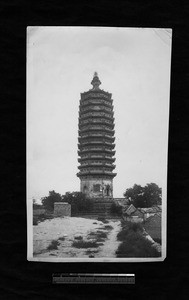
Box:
left=0, top=0, right=189, bottom=299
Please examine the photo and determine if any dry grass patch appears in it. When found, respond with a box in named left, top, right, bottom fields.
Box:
left=96, top=231, right=108, bottom=239
left=97, top=217, right=109, bottom=224
left=87, top=230, right=108, bottom=241
left=86, top=249, right=99, bottom=255
left=103, top=225, right=113, bottom=230
left=58, top=236, right=65, bottom=241
left=88, top=231, right=96, bottom=237
left=74, top=236, right=83, bottom=240
left=72, top=240, right=100, bottom=248
left=47, top=240, right=60, bottom=251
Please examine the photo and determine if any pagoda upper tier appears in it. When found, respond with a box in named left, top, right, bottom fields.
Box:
left=77, top=73, right=116, bottom=179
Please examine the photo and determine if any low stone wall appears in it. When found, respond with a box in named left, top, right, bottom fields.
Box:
left=33, top=208, right=46, bottom=216
left=54, top=202, right=71, bottom=217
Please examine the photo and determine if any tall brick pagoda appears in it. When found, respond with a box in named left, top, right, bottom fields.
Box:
left=77, top=72, right=116, bottom=201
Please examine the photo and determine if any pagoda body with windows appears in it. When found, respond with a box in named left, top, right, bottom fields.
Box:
left=77, top=73, right=116, bottom=200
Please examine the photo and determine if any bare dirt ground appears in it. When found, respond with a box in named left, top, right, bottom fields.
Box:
left=33, top=217, right=121, bottom=259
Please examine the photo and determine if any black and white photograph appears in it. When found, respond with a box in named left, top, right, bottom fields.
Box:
left=27, top=26, right=171, bottom=262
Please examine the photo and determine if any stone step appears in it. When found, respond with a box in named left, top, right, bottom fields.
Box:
left=92, top=207, right=111, bottom=210
left=72, top=211, right=112, bottom=215
left=71, top=198, right=116, bottom=217
left=73, top=212, right=114, bottom=216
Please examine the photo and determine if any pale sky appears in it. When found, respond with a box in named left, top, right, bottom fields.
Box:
left=27, top=27, right=172, bottom=202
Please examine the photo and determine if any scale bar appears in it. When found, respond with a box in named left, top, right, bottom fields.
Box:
left=52, top=274, right=135, bottom=284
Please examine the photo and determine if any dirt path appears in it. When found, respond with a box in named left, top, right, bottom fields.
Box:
left=95, top=220, right=121, bottom=258
left=33, top=217, right=121, bottom=259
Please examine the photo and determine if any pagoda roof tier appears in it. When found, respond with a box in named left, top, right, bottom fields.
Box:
left=79, top=117, right=114, bottom=124
left=79, top=106, right=113, bottom=114
left=78, top=138, right=115, bottom=144
left=78, top=138, right=115, bottom=145
left=80, top=112, right=114, bottom=120
left=79, top=118, right=114, bottom=127
left=79, top=117, right=115, bottom=124
left=78, top=155, right=115, bottom=162
left=79, top=127, right=114, bottom=134
left=78, top=146, right=115, bottom=152
left=79, top=124, right=114, bottom=130
left=81, top=90, right=112, bottom=100
left=77, top=174, right=116, bottom=181
left=78, top=163, right=116, bottom=170
left=80, top=99, right=113, bottom=108
left=77, top=171, right=117, bottom=178
left=78, top=142, right=115, bottom=149
left=78, top=160, right=116, bottom=166
left=79, top=127, right=115, bottom=134
left=78, top=134, right=115, bottom=141
left=78, top=166, right=116, bottom=173
left=78, top=148, right=116, bottom=155
left=79, top=133, right=115, bottom=140
left=79, top=123, right=115, bottom=131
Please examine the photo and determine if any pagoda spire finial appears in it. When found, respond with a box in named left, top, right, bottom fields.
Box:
left=91, top=71, right=101, bottom=90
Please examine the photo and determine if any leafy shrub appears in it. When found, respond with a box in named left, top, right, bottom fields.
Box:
left=63, top=192, right=94, bottom=214
left=33, top=217, right=38, bottom=226
left=117, top=228, right=130, bottom=241
left=110, top=203, right=122, bottom=216
left=117, top=222, right=144, bottom=242
left=116, top=221, right=160, bottom=258
left=41, top=190, right=63, bottom=211
left=33, top=202, right=43, bottom=210
left=120, top=221, right=143, bottom=233
left=36, top=214, right=47, bottom=223
left=72, top=198, right=94, bottom=214
left=123, top=183, right=162, bottom=208
left=116, top=236, right=160, bottom=258
left=128, top=222, right=143, bottom=232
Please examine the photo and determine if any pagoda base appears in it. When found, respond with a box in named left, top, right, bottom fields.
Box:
left=80, top=177, right=113, bottom=199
